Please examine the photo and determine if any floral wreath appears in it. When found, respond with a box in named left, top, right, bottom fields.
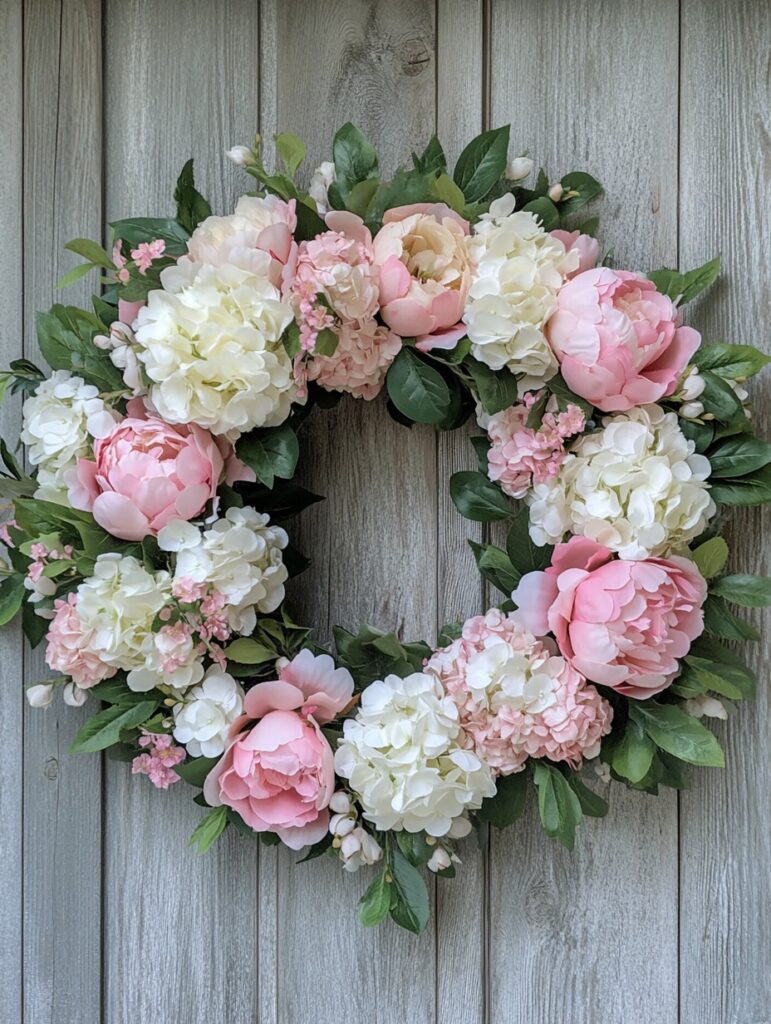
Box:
left=3, top=123, right=769, bottom=934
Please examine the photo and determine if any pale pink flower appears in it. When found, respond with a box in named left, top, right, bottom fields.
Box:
left=45, top=593, right=116, bottom=687
left=112, top=242, right=130, bottom=283
left=154, top=621, right=195, bottom=673
left=171, top=577, right=207, bottom=603
left=130, top=239, right=166, bottom=275
left=551, top=230, right=600, bottom=277
left=299, top=319, right=401, bottom=400
left=426, top=608, right=612, bottom=774
left=132, top=732, right=185, bottom=789
left=0, top=518, right=17, bottom=547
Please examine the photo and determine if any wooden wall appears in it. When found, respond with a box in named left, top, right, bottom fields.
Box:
left=1, top=2, right=769, bottom=1021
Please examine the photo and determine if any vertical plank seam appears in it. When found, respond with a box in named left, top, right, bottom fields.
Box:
left=675, top=2, right=683, bottom=1022
left=98, top=4, right=107, bottom=1020
left=433, top=6, right=441, bottom=1021
left=19, top=1, right=27, bottom=1020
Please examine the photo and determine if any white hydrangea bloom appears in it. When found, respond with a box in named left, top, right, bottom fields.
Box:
left=334, top=672, right=496, bottom=837
left=133, top=257, right=295, bottom=436
left=93, top=320, right=144, bottom=395
left=464, top=639, right=560, bottom=716
left=172, top=667, right=244, bottom=757
left=158, top=508, right=289, bottom=634
left=308, top=160, right=336, bottom=215
left=463, top=195, right=578, bottom=391
left=526, top=404, right=716, bottom=558
left=186, top=195, right=293, bottom=279
left=21, top=370, right=117, bottom=502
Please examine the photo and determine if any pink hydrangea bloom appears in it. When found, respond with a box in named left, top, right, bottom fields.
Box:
left=485, top=398, right=585, bottom=498
left=204, top=650, right=354, bottom=849
left=154, top=621, right=195, bottom=673
left=45, top=593, right=116, bottom=687
left=131, top=732, right=185, bottom=789
left=512, top=536, right=708, bottom=700
left=426, top=608, right=612, bottom=774
left=546, top=267, right=701, bottom=412
left=297, top=318, right=402, bottom=400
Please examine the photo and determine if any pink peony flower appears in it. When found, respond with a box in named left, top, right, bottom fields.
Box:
left=372, top=203, right=472, bottom=350
left=512, top=536, right=708, bottom=700
left=546, top=267, right=701, bottom=412
left=203, top=650, right=354, bottom=849
left=297, top=318, right=401, bottom=400
left=485, top=398, right=585, bottom=499
left=550, top=230, right=599, bottom=277
left=132, top=732, right=185, bottom=789
left=67, top=399, right=254, bottom=542
left=426, top=608, right=612, bottom=774
left=45, top=593, right=116, bottom=687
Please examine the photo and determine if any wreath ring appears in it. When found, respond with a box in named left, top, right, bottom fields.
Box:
left=4, top=124, right=769, bottom=933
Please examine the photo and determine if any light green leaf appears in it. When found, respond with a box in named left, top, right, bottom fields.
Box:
left=695, top=342, right=771, bottom=382
left=432, top=172, right=466, bottom=213
left=648, top=257, right=720, bottom=306
left=223, top=637, right=276, bottom=665
left=275, top=132, right=306, bottom=177
left=388, top=847, right=430, bottom=934
left=314, top=327, right=339, bottom=357
left=0, top=574, right=25, bottom=626
left=330, top=122, right=379, bottom=204
left=63, top=237, right=115, bottom=268
left=710, top=574, right=771, bottom=607
left=533, top=763, right=583, bottom=850
left=468, top=540, right=521, bottom=595
left=358, top=869, right=392, bottom=927
left=703, top=595, right=760, bottom=641
left=56, top=262, right=98, bottom=290
left=630, top=702, right=725, bottom=767
left=609, top=719, right=656, bottom=784
left=70, top=700, right=158, bottom=754
left=188, top=805, right=229, bottom=854
left=463, top=356, right=520, bottom=415
left=690, top=537, right=729, bottom=579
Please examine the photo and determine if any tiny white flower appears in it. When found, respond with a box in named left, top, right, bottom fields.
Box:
left=593, top=760, right=612, bottom=784
left=308, top=160, right=336, bottom=215
left=427, top=846, right=456, bottom=873
left=26, top=683, right=55, bottom=708
left=547, top=183, right=564, bottom=202
left=679, top=401, right=706, bottom=420
left=329, top=813, right=357, bottom=838
left=225, top=144, right=253, bottom=167
left=682, top=694, right=728, bottom=720
left=506, top=156, right=534, bottom=181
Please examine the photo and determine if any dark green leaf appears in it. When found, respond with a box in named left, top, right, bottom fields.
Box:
left=463, top=355, right=520, bottom=415
left=546, top=373, right=594, bottom=418
left=695, top=342, right=771, bottom=382
left=0, top=574, right=25, bottom=626
left=453, top=125, right=510, bottom=202
left=682, top=652, right=756, bottom=701
left=236, top=425, right=299, bottom=488
left=522, top=196, right=560, bottom=231
left=358, top=869, right=392, bottom=927
left=698, top=370, right=746, bottom=426
left=396, top=830, right=433, bottom=866
left=364, top=169, right=436, bottom=230
left=558, top=171, right=603, bottom=215
left=532, top=763, right=583, bottom=850
left=468, top=540, right=521, bottom=595
left=709, top=464, right=771, bottom=506
left=331, top=122, right=379, bottom=204
left=630, top=702, right=725, bottom=767
left=679, top=417, right=714, bottom=453
left=389, top=847, right=430, bottom=934
left=188, top=805, right=228, bottom=854
left=506, top=505, right=553, bottom=573
left=566, top=775, right=608, bottom=817
left=88, top=679, right=158, bottom=704
left=173, top=159, right=213, bottom=234
left=477, top=771, right=527, bottom=828
left=70, top=700, right=158, bottom=753
left=648, top=257, right=720, bottom=305
left=413, top=135, right=446, bottom=175
left=110, top=216, right=190, bottom=256
left=293, top=200, right=326, bottom=243
left=22, top=602, right=49, bottom=647
left=703, top=595, right=760, bottom=640
left=706, top=436, right=771, bottom=478
left=176, top=756, right=220, bottom=788
left=386, top=348, right=452, bottom=425
left=450, top=471, right=511, bottom=522
left=710, top=574, right=771, bottom=607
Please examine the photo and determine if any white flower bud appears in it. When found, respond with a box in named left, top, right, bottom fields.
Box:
left=340, top=832, right=362, bottom=860
left=329, top=790, right=352, bottom=814
left=547, top=183, right=564, bottom=203
left=63, top=683, right=88, bottom=707
left=593, top=760, right=612, bottom=784
left=506, top=156, right=534, bottom=181
left=26, top=683, right=55, bottom=709
left=329, top=813, right=356, bottom=838
left=225, top=145, right=253, bottom=167
left=447, top=815, right=473, bottom=840
left=358, top=831, right=383, bottom=866
left=427, top=847, right=452, bottom=873
left=682, top=695, right=728, bottom=720
left=679, top=401, right=705, bottom=421
left=680, top=367, right=706, bottom=401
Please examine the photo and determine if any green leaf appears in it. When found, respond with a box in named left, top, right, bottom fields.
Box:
left=70, top=700, right=158, bottom=753
left=293, top=200, right=326, bottom=243
left=35, top=305, right=124, bottom=391
left=282, top=320, right=301, bottom=358
left=566, top=775, right=608, bottom=817
left=608, top=719, right=656, bottom=784
left=314, top=327, right=339, bottom=357
left=695, top=342, right=771, bottom=382
left=463, top=355, right=520, bottom=415
left=453, top=125, right=510, bottom=202
left=682, top=653, right=755, bottom=701
left=533, top=763, right=583, bottom=850
left=63, top=237, right=115, bottom=268
left=648, top=257, right=720, bottom=305
left=176, top=756, right=220, bottom=788
left=468, top=540, right=521, bottom=595
left=477, top=771, right=527, bottom=828
left=386, top=348, right=452, bottom=425
left=364, top=169, right=436, bottom=230
left=188, top=805, right=228, bottom=854
left=703, top=595, right=760, bottom=641
left=237, top=479, right=323, bottom=521
left=0, top=574, right=25, bottom=626
left=706, top=436, right=771, bottom=478
left=345, top=178, right=379, bottom=218
left=87, top=679, right=156, bottom=705
left=630, top=702, right=725, bottom=767
left=56, top=262, right=98, bottom=290
left=679, top=417, right=715, bottom=453
left=330, top=122, right=379, bottom=204
left=709, top=464, right=771, bottom=506
left=174, top=158, right=213, bottom=234
left=522, top=196, right=560, bottom=231
left=110, top=216, right=190, bottom=256
left=223, top=637, right=276, bottom=664
left=546, top=373, right=594, bottom=418
left=236, top=424, right=300, bottom=488
left=413, top=135, right=446, bottom=175
left=699, top=370, right=746, bottom=426
left=710, top=574, right=771, bottom=607
left=432, top=172, right=466, bottom=213
left=690, top=537, right=729, bottom=579
left=388, top=847, right=430, bottom=934
left=450, top=471, right=511, bottom=522
left=396, top=830, right=433, bottom=866
left=358, top=869, right=392, bottom=927
left=506, top=505, right=553, bottom=573
left=558, top=171, right=603, bottom=215
left=275, top=132, right=306, bottom=177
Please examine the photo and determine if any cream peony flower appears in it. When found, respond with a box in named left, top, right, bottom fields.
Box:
left=463, top=195, right=577, bottom=390
left=526, top=404, right=716, bottom=557
left=21, top=371, right=117, bottom=502
left=133, top=258, right=296, bottom=436
left=158, top=508, right=288, bottom=635
left=172, top=667, right=244, bottom=757
left=334, top=671, right=496, bottom=836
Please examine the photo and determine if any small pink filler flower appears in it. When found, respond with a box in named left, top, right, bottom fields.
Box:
left=132, top=732, right=185, bottom=790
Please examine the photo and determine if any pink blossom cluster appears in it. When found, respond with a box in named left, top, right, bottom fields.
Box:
left=26, top=540, right=74, bottom=588
left=131, top=732, right=185, bottom=789
left=46, top=593, right=116, bottom=688
left=112, top=238, right=166, bottom=284
left=426, top=608, right=613, bottom=774
left=485, top=396, right=585, bottom=499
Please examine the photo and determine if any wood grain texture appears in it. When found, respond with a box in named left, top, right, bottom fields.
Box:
left=678, top=3, right=771, bottom=1022
left=101, top=4, right=262, bottom=1022
left=486, top=3, right=681, bottom=1022
left=21, top=4, right=104, bottom=1022
left=0, top=4, right=23, bottom=1022
left=262, top=2, right=439, bottom=1021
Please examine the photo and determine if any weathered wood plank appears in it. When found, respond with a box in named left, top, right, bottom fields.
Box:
left=262, top=2, right=439, bottom=1021
left=434, top=4, right=487, bottom=1022
left=0, top=4, right=24, bottom=1022
left=679, top=3, right=771, bottom=1021
left=486, top=3, right=680, bottom=1022
left=101, top=4, right=262, bottom=1022
left=21, top=4, right=104, bottom=1022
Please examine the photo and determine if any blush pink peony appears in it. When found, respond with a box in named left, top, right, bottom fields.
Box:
left=512, top=536, right=708, bottom=700
left=550, top=229, right=600, bottom=277
left=546, top=267, right=701, bottom=411
left=372, top=203, right=473, bottom=349
left=426, top=608, right=612, bottom=774
left=203, top=650, right=354, bottom=849
left=45, top=593, right=115, bottom=687
left=68, top=399, right=254, bottom=542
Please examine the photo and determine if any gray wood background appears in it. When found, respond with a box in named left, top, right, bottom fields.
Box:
left=1, top=1, right=769, bottom=1022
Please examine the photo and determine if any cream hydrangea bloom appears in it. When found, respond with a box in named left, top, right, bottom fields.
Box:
left=172, top=667, right=244, bottom=757
left=187, top=194, right=296, bottom=281
left=21, top=370, right=117, bottom=502
left=463, top=195, right=578, bottom=391
left=133, top=257, right=295, bottom=436
left=334, top=671, right=496, bottom=836
left=526, top=404, right=716, bottom=558
left=158, top=508, right=289, bottom=634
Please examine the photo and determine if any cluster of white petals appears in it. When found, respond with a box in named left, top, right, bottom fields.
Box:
left=526, top=404, right=716, bottom=557
left=187, top=194, right=294, bottom=281
left=172, top=667, right=244, bottom=757
left=158, top=507, right=289, bottom=634
left=463, top=195, right=578, bottom=391
left=21, top=371, right=117, bottom=502
left=334, top=672, right=496, bottom=837
left=328, top=792, right=383, bottom=872
left=133, top=257, right=295, bottom=437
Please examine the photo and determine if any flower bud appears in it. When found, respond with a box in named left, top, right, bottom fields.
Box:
left=427, top=846, right=452, bottom=873
left=506, top=156, right=533, bottom=181
left=225, top=145, right=253, bottom=167
left=547, top=183, right=564, bottom=203
left=329, top=813, right=356, bottom=838
left=682, top=694, right=728, bottom=720
left=329, top=790, right=352, bottom=814
left=63, top=683, right=88, bottom=708
left=679, top=401, right=705, bottom=421
left=340, top=832, right=362, bottom=859
left=680, top=366, right=706, bottom=401
left=26, top=683, right=54, bottom=709
left=447, top=815, right=472, bottom=840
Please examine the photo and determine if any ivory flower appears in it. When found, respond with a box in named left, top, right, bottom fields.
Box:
left=172, top=667, right=245, bottom=757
